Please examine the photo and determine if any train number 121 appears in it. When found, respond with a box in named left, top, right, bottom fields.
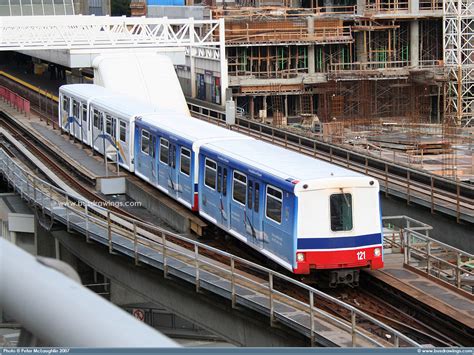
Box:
left=357, top=251, right=366, bottom=260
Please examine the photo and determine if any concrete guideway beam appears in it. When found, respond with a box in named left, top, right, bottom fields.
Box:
left=54, top=230, right=309, bottom=347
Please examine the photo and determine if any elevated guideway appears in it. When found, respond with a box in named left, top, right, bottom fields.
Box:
left=0, top=141, right=418, bottom=348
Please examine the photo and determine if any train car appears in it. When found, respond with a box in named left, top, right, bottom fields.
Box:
left=134, top=114, right=252, bottom=210
left=58, top=84, right=383, bottom=286
left=59, top=84, right=111, bottom=145
left=198, top=139, right=383, bottom=286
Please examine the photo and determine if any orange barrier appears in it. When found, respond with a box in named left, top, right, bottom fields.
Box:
left=0, top=85, right=30, bottom=117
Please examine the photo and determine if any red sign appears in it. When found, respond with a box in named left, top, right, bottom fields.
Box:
left=132, top=308, right=145, bottom=321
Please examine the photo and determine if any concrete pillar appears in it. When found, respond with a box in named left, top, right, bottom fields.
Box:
left=357, top=0, right=366, bottom=15
left=410, top=0, right=419, bottom=14
left=356, top=32, right=368, bottom=64
left=307, top=17, right=316, bottom=74
left=263, top=96, right=267, bottom=123
left=250, top=96, right=255, bottom=120
left=410, top=20, right=420, bottom=68
left=284, top=95, right=288, bottom=118
left=190, top=49, right=196, bottom=99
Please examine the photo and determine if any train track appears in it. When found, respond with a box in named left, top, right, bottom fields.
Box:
left=0, top=74, right=468, bottom=347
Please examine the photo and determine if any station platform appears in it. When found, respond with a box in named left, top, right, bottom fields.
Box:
left=367, top=253, right=474, bottom=330
left=0, top=61, right=65, bottom=97
left=0, top=99, right=207, bottom=235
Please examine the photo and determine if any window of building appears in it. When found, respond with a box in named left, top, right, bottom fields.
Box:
left=266, top=186, right=282, bottom=224
left=204, top=158, right=217, bottom=190
left=232, top=171, right=247, bottom=205
left=330, top=193, right=353, bottom=231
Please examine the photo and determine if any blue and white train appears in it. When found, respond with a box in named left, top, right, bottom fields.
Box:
left=59, top=84, right=384, bottom=286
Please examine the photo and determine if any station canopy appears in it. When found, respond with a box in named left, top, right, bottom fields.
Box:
left=0, top=0, right=75, bottom=16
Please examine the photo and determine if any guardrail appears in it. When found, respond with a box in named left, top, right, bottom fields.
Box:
left=0, top=148, right=419, bottom=348
left=0, top=85, right=30, bottom=117
left=0, top=74, right=57, bottom=128
left=383, top=216, right=474, bottom=294
left=188, top=102, right=473, bottom=224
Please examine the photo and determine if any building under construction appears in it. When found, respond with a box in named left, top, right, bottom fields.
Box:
left=134, top=0, right=473, bottom=181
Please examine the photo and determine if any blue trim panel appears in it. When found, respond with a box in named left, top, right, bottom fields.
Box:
left=297, top=233, right=382, bottom=250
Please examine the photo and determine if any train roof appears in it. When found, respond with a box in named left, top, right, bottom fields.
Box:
left=90, top=95, right=160, bottom=120
left=59, top=84, right=111, bottom=99
left=138, top=115, right=251, bottom=147
left=202, top=139, right=364, bottom=183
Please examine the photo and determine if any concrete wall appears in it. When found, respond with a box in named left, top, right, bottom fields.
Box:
left=125, top=179, right=190, bottom=234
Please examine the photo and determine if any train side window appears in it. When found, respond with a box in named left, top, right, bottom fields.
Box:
left=93, top=110, right=100, bottom=128
left=82, top=104, right=87, bottom=121
left=160, top=138, right=169, bottom=165
left=141, top=130, right=150, bottom=155
left=232, top=171, right=247, bottom=206
left=72, top=100, right=79, bottom=118
left=180, top=148, right=191, bottom=176
left=217, top=166, right=222, bottom=193
left=204, top=158, right=217, bottom=190
left=330, top=193, right=353, bottom=231
left=254, top=182, right=260, bottom=212
left=119, top=121, right=127, bottom=142
left=105, top=115, right=112, bottom=135
left=247, top=181, right=253, bottom=209
left=62, top=97, right=69, bottom=112
left=222, top=168, right=227, bottom=196
left=266, top=185, right=282, bottom=224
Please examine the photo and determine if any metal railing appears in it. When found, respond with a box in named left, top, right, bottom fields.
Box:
left=0, top=148, right=419, bottom=348
left=383, top=216, right=474, bottom=294
left=188, top=102, right=473, bottom=224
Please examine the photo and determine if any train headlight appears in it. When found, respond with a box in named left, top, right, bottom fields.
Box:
left=296, top=252, right=305, bottom=262
left=374, top=248, right=381, bottom=257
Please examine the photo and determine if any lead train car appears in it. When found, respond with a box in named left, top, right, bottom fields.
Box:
left=199, top=139, right=383, bottom=285
left=58, top=84, right=383, bottom=286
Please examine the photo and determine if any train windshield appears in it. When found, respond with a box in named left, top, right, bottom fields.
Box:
left=330, top=193, right=353, bottom=231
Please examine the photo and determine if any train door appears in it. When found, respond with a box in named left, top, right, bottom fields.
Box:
left=168, top=141, right=178, bottom=198
left=229, top=170, right=247, bottom=238
left=102, top=114, right=115, bottom=156
left=71, top=99, right=80, bottom=139
left=136, top=127, right=157, bottom=184
left=246, top=178, right=263, bottom=248
left=177, top=146, right=193, bottom=207
left=158, top=137, right=173, bottom=195
left=117, top=120, right=130, bottom=170
left=81, top=103, right=88, bottom=144
left=91, top=108, right=103, bottom=154
left=216, top=165, right=229, bottom=228
left=60, top=95, right=70, bottom=130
